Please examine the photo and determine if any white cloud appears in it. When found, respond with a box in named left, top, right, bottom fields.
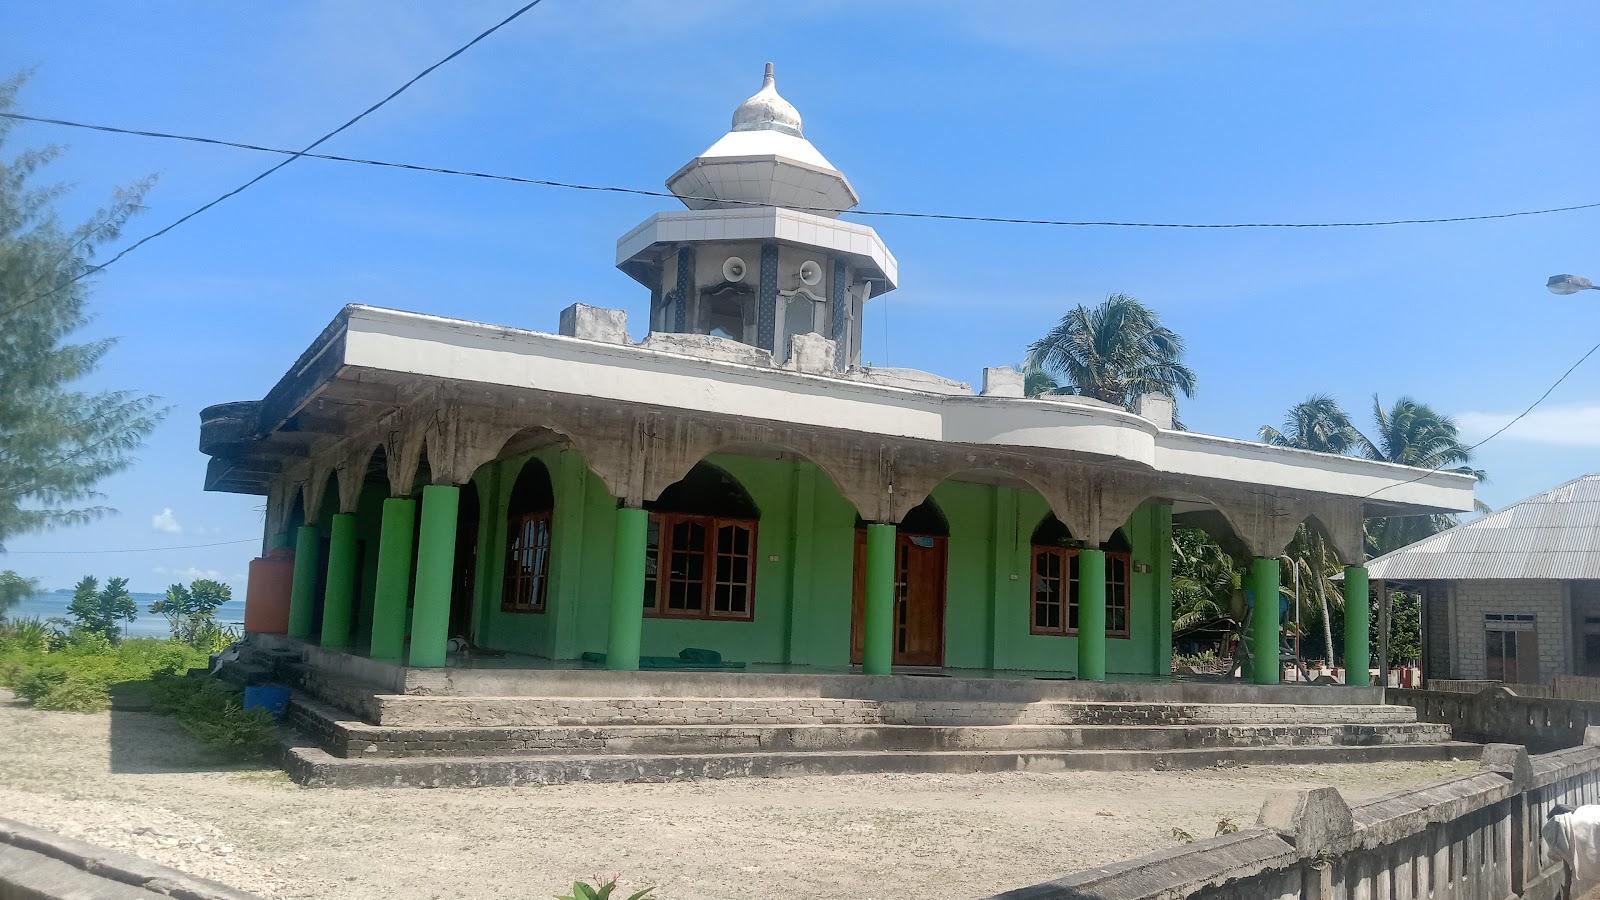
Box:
left=150, top=508, right=183, bottom=534
left=1456, top=404, right=1600, bottom=448
left=152, top=565, right=225, bottom=582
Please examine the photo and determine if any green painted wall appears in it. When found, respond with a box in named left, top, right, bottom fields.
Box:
left=1002, top=497, right=1165, bottom=675
left=461, top=447, right=1172, bottom=676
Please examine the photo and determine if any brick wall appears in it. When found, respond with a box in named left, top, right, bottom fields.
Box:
left=1450, top=579, right=1569, bottom=681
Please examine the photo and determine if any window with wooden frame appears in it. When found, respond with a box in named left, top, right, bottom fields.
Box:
left=502, top=459, right=554, bottom=613
left=1029, top=515, right=1133, bottom=638
left=641, top=463, right=760, bottom=621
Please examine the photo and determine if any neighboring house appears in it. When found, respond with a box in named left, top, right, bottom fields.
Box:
left=199, top=65, right=1474, bottom=684
left=1367, top=474, right=1600, bottom=684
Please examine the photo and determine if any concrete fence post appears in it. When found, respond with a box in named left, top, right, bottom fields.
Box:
left=1480, top=743, right=1534, bottom=896
left=1258, top=786, right=1356, bottom=860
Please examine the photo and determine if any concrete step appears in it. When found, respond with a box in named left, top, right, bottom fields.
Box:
left=281, top=740, right=1483, bottom=788
left=289, top=697, right=1448, bottom=759
left=366, top=694, right=1421, bottom=728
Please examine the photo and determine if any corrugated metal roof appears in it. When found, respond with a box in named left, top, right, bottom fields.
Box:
left=1366, top=473, right=1600, bottom=581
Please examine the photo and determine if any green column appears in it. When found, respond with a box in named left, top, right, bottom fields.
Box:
left=287, top=524, right=320, bottom=639
left=409, top=484, right=459, bottom=668
left=606, top=506, right=648, bottom=671
left=1078, top=548, right=1107, bottom=681
left=862, top=523, right=896, bottom=675
left=369, top=497, right=417, bottom=661
left=319, top=513, right=359, bottom=648
left=1250, top=557, right=1282, bottom=685
left=1343, top=565, right=1371, bottom=687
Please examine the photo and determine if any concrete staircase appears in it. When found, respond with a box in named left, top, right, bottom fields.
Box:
left=241, top=643, right=1476, bottom=788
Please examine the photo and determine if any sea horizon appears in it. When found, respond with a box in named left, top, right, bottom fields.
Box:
left=6, top=591, right=246, bottom=640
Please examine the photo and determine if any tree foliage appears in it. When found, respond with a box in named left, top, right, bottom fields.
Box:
left=0, top=74, right=164, bottom=548
left=1024, top=293, right=1196, bottom=419
left=1255, top=394, right=1483, bottom=665
left=150, top=578, right=232, bottom=644
left=1258, top=393, right=1484, bottom=558
left=65, top=574, right=137, bottom=642
left=0, top=569, right=37, bottom=618
left=1171, top=526, right=1240, bottom=632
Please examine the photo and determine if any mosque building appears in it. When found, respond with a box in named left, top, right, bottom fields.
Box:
left=202, top=64, right=1473, bottom=685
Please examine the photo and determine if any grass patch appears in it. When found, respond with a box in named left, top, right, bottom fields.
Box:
left=147, top=674, right=278, bottom=761
left=0, top=631, right=207, bottom=712
left=1, top=619, right=273, bottom=763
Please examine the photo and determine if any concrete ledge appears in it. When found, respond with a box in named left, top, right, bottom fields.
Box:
left=283, top=741, right=1478, bottom=788
left=989, top=828, right=1297, bottom=899
left=0, top=817, right=258, bottom=900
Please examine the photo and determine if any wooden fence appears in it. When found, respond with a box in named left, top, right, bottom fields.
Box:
left=993, top=738, right=1600, bottom=899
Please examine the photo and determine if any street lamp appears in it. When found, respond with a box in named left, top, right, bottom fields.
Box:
left=1547, top=273, right=1598, bottom=295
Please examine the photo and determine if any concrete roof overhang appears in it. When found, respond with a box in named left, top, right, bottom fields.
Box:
left=201, top=305, right=1477, bottom=523
left=615, top=206, right=898, bottom=291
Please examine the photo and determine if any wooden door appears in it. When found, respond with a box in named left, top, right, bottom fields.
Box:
left=850, top=531, right=948, bottom=667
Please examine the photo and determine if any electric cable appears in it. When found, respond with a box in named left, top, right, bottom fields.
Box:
left=0, top=0, right=546, bottom=322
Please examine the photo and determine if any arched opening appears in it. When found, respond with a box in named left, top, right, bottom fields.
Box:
left=352, top=445, right=389, bottom=645
left=448, top=479, right=480, bottom=642
left=501, top=458, right=555, bottom=615
left=644, top=462, right=760, bottom=620
left=1028, top=514, right=1133, bottom=639
left=311, top=470, right=339, bottom=639
left=285, top=491, right=306, bottom=534
left=851, top=496, right=949, bottom=667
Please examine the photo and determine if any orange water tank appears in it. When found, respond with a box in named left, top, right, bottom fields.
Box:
left=244, top=547, right=295, bottom=634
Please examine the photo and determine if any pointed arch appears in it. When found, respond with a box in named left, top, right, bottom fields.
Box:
left=502, top=456, right=555, bottom=614
left=1027, top=511, right=1134, bottom=639
left=644, top=461, right=761, bottom=621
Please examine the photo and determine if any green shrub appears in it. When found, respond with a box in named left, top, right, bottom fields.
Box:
left=188, top=620, right=241, bottom=655
left=556, top=878, right=654, bottom=900
left=0, top=617, right=51, bottom=653
left=148, top=674, right=276, bottom=759
left=0, top=638, right=208, bottom=712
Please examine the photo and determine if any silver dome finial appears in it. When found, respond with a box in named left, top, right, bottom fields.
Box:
left=731, top=61, right=802, bottom=137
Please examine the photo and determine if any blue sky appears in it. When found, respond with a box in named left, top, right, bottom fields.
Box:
left=4, top=1, right=1598, bottom=593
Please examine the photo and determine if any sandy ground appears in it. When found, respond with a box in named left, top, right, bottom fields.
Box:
left=0, top=691, right=1477, bottom=900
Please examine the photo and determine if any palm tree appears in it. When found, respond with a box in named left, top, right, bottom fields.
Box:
left=1355, top=395, right=1484, bottom=556
left=1025, top=294, right=1196, bottom=413
left=1171, top=526, right=1240, bottom=632
left=1256, top=394, right=1488, bottom=658
left=1256, top=395, right=1362, bottom=663
left=1258, top=394, right=1361, bottom=455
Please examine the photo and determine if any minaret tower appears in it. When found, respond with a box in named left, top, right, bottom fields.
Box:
left=616, top=63, right=897, bottom=369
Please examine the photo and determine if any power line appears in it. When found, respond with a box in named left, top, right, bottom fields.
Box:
left=1363, top=336, right=1600, bottom=502
left=0, top=0, right=545, bottom=322
left=5, top=538, right=258, bottom=555
left=6, top=110, right=1600, bottom=231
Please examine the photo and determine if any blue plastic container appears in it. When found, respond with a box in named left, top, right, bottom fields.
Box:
left=243, top=684, right=291, bottom=719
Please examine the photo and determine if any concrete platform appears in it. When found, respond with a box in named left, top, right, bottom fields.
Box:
left=242, top=636, right=1475, bottom=788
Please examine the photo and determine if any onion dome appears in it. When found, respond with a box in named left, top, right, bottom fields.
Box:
left=732, top=63, right=803, bottom=137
